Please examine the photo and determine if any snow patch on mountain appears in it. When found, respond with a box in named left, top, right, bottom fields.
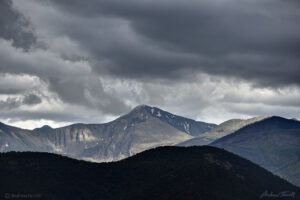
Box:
left=183, top=122, right=190, bottom=134
left=157, top=111, right=162, bottom=117
left=151, top=108, right=155, bottom=114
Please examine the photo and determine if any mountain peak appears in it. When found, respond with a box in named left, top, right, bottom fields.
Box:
left=256, top=116, right=300, bottom=129
left=33, top=125, right=53, bottom=132
left=129, top=105, right=164, bottom=119
left=130, top=105, right=170, bottom=119
left=42, top=125, right=52, bottom=129
left=123, top=105, right=216, bottom=136
left=132, top=104, right=151, bottom=111
left=126, top=104, right=152, bottom=117
left=212, top=116, right=300, bottom=146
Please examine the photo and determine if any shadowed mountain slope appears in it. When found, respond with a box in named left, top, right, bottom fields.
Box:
left=211, top=116, right=300, bottom=187
left=177, top=116, right=268, bottom=146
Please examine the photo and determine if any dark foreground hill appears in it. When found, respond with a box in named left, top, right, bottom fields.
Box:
left=0, top=146, right=298, bottom=200
left=211, top=116, right=300, bottom=187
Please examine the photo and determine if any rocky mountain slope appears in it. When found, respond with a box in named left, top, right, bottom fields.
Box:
left=211, top=116, right=300, bottom=187
left=141, top=105, right=216, bottom=136
left=0, top=146, right=298, bottom=200
left=0, top=105, right=215, bottom=161
left=0, top=122, right=47, bottom=152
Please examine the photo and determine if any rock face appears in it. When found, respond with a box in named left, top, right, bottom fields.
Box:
left=0, top=105, right=215, bottom=161
left=211, top=116, right=300, bottom=187
left=0, top=122, right=50, bottom=152
left=141, top=105, right=217, bottom=136
left=0, top=146, right=298, bottom=200
left=177, top=116, right=269, bottom=146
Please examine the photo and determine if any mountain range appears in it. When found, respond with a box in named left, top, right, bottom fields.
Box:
left=0, top=105, right=299, bottom=188
left=0, top=105, right=215, bottom=162
left=1, top=146, right=298, bottom=200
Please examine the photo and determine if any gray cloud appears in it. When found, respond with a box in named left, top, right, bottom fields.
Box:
left=0, top=38, right=130, bottom=116
left=0, top=97, right=20, bottom=110
left=0, top=94, right=41, bottom=110
left=0, top=0, right=36, bottom=50
left=0, top=0, right=299, bottom=128
left=0, top=73, right=41, bottom=94
left=0, top=0, right=131, bottom=117
left=22, top=94, right=42, bottom=105
left=44, top=0, right=300, bottom=87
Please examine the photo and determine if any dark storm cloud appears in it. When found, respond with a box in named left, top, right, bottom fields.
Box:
left=22, top=94, right=42, bottom=105
left=0, top=37, right=130, bottom=116
left=0, top=0, right=130, bottom=116
left=0, top=0, right=36, bottom=50
left=45, top=0, right=300, bottom=87
left=47, top=76, right=130, bottom=115
left=1, top=0, right=300, bottom=127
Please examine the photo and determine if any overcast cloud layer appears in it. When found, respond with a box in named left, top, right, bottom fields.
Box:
left=0, top=0, right=299, bottom=129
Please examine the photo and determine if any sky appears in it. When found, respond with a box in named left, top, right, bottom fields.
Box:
left=0, top=0, right=300, bottom=129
